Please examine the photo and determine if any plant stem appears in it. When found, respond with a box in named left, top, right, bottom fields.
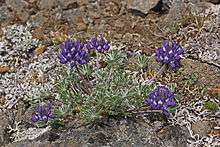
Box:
left=144, top=64, right=167, bottom=85
left=75, top=65, right=91, bottom=95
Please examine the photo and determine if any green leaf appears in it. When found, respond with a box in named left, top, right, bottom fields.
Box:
left=168, top=107, right=177, bottom=114
left=50, top=119, right=65, bottom=129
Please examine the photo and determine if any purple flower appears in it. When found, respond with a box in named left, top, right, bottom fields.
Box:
left=145, top=85, right=176, bottom=116
left=31, top=103, right=53, bottom=123
left=58, top=40, right=88, bottom=67
left=86, top=35, right=110, bottom=53
left=156, top=41, right=184, bottom=69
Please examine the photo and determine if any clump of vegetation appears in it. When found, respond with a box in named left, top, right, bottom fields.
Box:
left=204, top=101, right=219, bottom=112
left=81, top=51, right=151, bottom=121
left=56, top=40, right=152, bottom=122
left=31, top=36, right=184, bottom=124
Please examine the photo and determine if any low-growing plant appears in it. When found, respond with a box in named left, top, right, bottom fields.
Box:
left=204, top=101, right=219, bottom=112
left=37, top=36, right=183, bottom=124
left=57, top=51, right=151, bottom=122
left=80, top=50, right=152, bottom=122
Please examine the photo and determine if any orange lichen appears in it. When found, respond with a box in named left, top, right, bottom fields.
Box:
left=0, top=66, right=15, bottom=74
left=208, top=130, right=220, bottom=137
left=50, top=31, right=68, bottom=44
left=212, top=85, right=220, bottom=94
left=34, top=45, right=47, bottom=55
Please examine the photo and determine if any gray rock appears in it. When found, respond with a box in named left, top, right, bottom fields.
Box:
left=38, top=0, right=58, bottom=10
left=28, top=11, right=46, bottom=27
left=0, top=112, right=9, bottom=146
left=191, top=120, right=215, bottom=137
left=5, top=0, right=30, bottom=22
left=157, top=125, right=190, bottom=147
left=162, top=1, right=220, bottom=67
left=12, top=126, right=52, bottom=142
left=127, top=0, right=160, bottom=15
left=6, top=140, right=81, bottom=147
left=58, top=0, right=79, bottom=10
left=6, top=0, right=27, bottom=12
left=184, top=3, right=220, bottom=67
left=202, top=0, right=220, bottom=4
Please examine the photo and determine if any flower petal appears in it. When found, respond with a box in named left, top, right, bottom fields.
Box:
left=35, top=104, right=42, bottom=115
left=42, top=115, right=49, bottom=123
left=31, top=114, right=39, bottom=123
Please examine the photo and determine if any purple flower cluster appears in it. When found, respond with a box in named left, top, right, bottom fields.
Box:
left=58, top=40, right=88, bottom=67
left=58, top=35, right=110, bottom=67
left=145, top=85, right=176, bottom=116
left=156, top=41, right=184, bottom=69
left=31, top=103, right=53, bottom=123
left=85, top=35, right=110, bottom=53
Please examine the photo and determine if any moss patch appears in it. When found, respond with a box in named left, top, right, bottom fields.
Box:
left=204, top=101, right=219, bottom=112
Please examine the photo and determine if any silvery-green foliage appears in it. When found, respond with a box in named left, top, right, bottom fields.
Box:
left=56, top=48, right=152, bottom=122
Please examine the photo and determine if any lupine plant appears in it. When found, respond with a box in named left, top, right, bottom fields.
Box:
left=39, top=36, right=183, bottom=124
left=156, top=41, right=184, bottom=69
left=80, top=50, right=151, bottom=122
left=54, top=35, right=152, bottom=122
